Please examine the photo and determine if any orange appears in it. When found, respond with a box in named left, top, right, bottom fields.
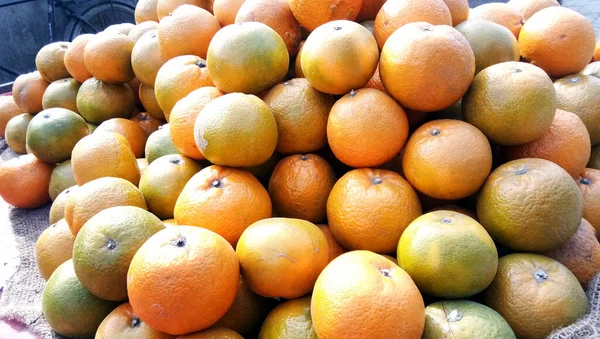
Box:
left=48, top=160, right=76, bottom=201
left=374, top=0, right=452, bottom=48
left=130, top=111, right=163, bottom=136
left=578, top=168, right=600, bottom=232
left=312, top=251, right=425, bottom=339
left=139, top=84, right=164, bottom=121
left=84, top=31, right=136, bottom=84
left=35, top=219, right=75, bottom=280
left=317, top=224, right=347, bottom=262
left=397, top=210, right=498, bottom=298
left=214, top=276, right=270, bottom=334
left=478, top=159, right=584, bottom=252
left=145, top=124, right=181, bottom=163
left=363, top=63, right=387, bottom=94
left=258, top=297, right=317, bottom=338
left=207, top=22, right=288, bottom=94
left=193, top=93, right=278, bottom=167
left=0, top=154, right=53, bottom=208
left=128, top=78, right=142, bottom=107
left=42, top=78, right=80, bottom=113
left=35, top=41, right=70, bottom=82
left=49, top=185, right=78, bottom=224
left=441, top=0, right=469, bottom=26
left=519, top=7, right=595, bottom=77
left=243, top=152, right=280, bottom=183
left=355, top=0, right=385, bottom=22
left=96, top=118, right=148, bottom=158
left=132, top=30, right=166, bottom=87
left=327, top=88, right=409, bottom=168
left=462, top=61, right=556, bottom=146
left=469, top=3, right=523, bottom=38
left=236, top=217, right=329, bottom=298
left=484, top=253, right=588, bottom=339
left=12, top=71, right=49, bottom=113
left=214, top=0, right=245, bottom=26
left=135, top=0, right=159, bottom=23
left=137, top=158, right=148, bottom=176
left=269, top=154, right=336, bottom=223
left=170, top=86, right=223, bottom=159
left=174, top=165, right=272, bottom=245
left=127, top=226, right=239, bottom=335
left=0, top=96, right=21, bottom=138
left=105, top=23, right=136, bottom=35
left=235, top=0, right=301, bottom=56
left=327, top=169, right=422, bottom=253
left=360, top=20, right=375, bottom=35
left=595, top=41, right=600, bottom=62
left=380, top=22, right=475, bottom=112
left=157, top=5, right=221, bottom=60
left=554, top=74, right=600, bottom=145
left=507, top=0, right=559, bottom=20
left=71, top=132, right=141, bottom=185
left=156, top=0, right=214, bottom=19
left=402, top=119, right=492, bottom=200
left=504, top=109, right=591, bottom=179
left=64, top=34, right=94, bottom=83
left=287, top=0, right=363, bottom=32
left=128, top=21, right=159, bottom=42
left=76, top=78, right=136, bottom=124
left=154, top=55, right=214, bottom=121
left=294, top=41, right=304, bottom=78
left=301, top=20, right=378, bottom=95
left=590, top=145, right=600, bottom=170
left=262, top=78, right=334, bottom=154
left=96, top=302, right=175, bottom=339
left=5, top=113, right=33, bottom=154
left=177, top=328, right=243, bottom=339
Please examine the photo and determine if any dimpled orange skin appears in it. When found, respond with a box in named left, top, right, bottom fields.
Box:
left=131, top=30, right=166, bottom=87
left=213, top=0, right=246, bottom=26
left=96, top=118, right=148, bottom=158
left=311, top=251, right=425, bottom=339
left=317, top=224, right=347, bottom=262
left=469, top=3, right=524, bottom=38
left=12, top=71, right=49, bottom=113
left=355, top=0, right=386, bottom=22
left=156, top=0, right=213, bottom=20
left=64, top=34, right=94, bottom=83
left=174, top=165, right=272, bottom=246
left=0, top=154, right=54, bottom=209
left=96, top=302, right=176, bottom=339
left=177, top=327, right=243, bottom=339
left=84, top=32, right=136, bottom=84
left=326, top=169, right=422, bottom=254
left=127, top=226, right=239, bottom=335
left=287, top=0, right=363, bottom=32
left=578, top=168, right=600, bottom=233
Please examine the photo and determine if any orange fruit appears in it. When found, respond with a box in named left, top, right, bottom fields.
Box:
left=236, top=217, right=329, bottom=298
left=154, top=55, right=214, bottom=121
left=76, top=78, right=136, bottom=124
left=294, top=41, right=304, bottom=78
left=235, top=0, right=301, bottom=56
left=127, top=226, right=239, bottom=335
left=363, top=63, right=387, bottom=94
left=269, top=154, right=336, bottom=223
left=519, top=7, right=595, bottom=77
left=301, top=20, right=378, bottom=95
left=35, top=219, right=76, bottom=280
left=42, top=78, right=80, bottom=113
left=137, top=158, right=149, bottom=176
left=595, top=41, right=600, bottom=62
left=96, top=118, right=148, bottom=158
left=64, top=34, right=94, bottom=83
left=84, top=32, right=136, bottom=84
left=312, top=251, right=425, bottom=339
left=504, top=109, right=591, bottom=179
left=129, top=78, right=143, bottom=107
left=262, top=78, right=334, bottom=154
left=71, top=132, right=141, bottom=185
left=193, top=93, right=278, bottom=167
left=469, top=3, right=524, bottom=38
left=478, top=159, right=584, bottom=252
left=130, top=111, right=163, bottom=136
left=139, top=84, right=165, bottom=121
left=35, top=41, right=70, bottom=82
left=374, top=0, right=452, bottom=48
left=49, top=185, right=78, bottom=224
left=258, top=296, right=317, bottom=338
left=132, top=30, right=166, bottom=87
left=327, top=169, right=422, bottom=253
left=135, top=0, right=159, bottom=23
left=402, top=119, right=492, bottom=200
left=48, top=160, right=76, bottom=201
left=317, top=224, right=347, bottom=262
left=287, top=0, right=363, bottom=32
left=380, top=22, right=475, bottom=112
left=156, top=0, right=214, bottom=20
left=578, top=168, right=600, bottom=233
left=507, top=0, right=559, bottom=20
left=64, top=176, right=147, bottom=235
left=397, top=210, right=498, bottom=298
left=590, top=145, right=600, bottom=170
left=177, top=328, right=243, bottom=339
left=327, top=88, right=409, bottom=168
left=441, top=0, right=469, bottom=26
left=12, top=71, right=49, bottom=113
left=355, top=0, right=385, bottom=22
left=243, top=152, right=281, bottom=183
left=360, top=20, right=375, bottom=35
left=157, top=5, right=221, bottom=60
left=0, top=96, right=21, bottom=138
left=145, top=124, right=181, bottom=163
left=484, top=253, right=588, bottom=339
left=105, top=23, right=136, bottom=35
left=214, top=276, right=270, bottom=334
left=207, top=22, right=288, bottom=94
left=462, top=61, right=556, bottom=146
left=129, top=21, right=159, bottom=42
left=174, top=165, right=272, bottom=245
left=214, top=0, right=246, bottom=26
left=170, top=86, right=223, bottom=160
left=96, top=302, right=175, bottom=339
left=5, top=113, right=33, bottom=154
left=0, top=154, right=53, bottom=208
left=554, top=74, right=600, bottom=145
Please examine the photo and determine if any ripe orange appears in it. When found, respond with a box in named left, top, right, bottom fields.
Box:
left=130, top=111, right=163, bottom=136
left=374, top=0, right=452, bottom=48
left=327, top=88, right=409, bottom=167
left=127, top=226, right=239, bottom=335
left=49, top=185, right=78, bottom=224
left=84, top=32, right=136, bottom=84
left=177, top=328, right=243, bottom=339
left=48, top=161, right=77, bottom=199
left=96, top=302, right=175, bottom=339
left=519, top=7, right=595, bottom=77
left=12, top=71, right=49, bottom=113
left=174, top=165, right=272, bottom=245
left=170, top=86, right=223, bottom=160
left=301, top=20, right=378, bottom=95
left=35, top=41, right=70, bottom=82
left=287, top=0, right=363, bottom=32
left=312, top=251, right=425, bottom=339
left=207, top=22, right=289, bottom=94
left=262, top=78, right=334, bottom=154
left=469, top=2, right=524, bottom=38
left=139, top=83, right=164, bottom=120
left=76, top=78, right=136, bottom=124
left=157, top=5, right=221, bottom=60
left=327, top=169, right=422, bottom=253
left=64, top=34, right=93, bottom=83
left=402, top=119, right=492, bottom=200
left=0, top=96, right=21, bottom=138
left=105, top=23, right=136, bottom=35
left=442, top=0, right=469, bottom=26
left=5, top=113, right=33, bottom=154
left=294, top=41, right=304, bottom=78
left=578, top=168, right=600, bottom=233
left=507, top=0, right=559, bottom=20
left=236, top=217, right=329, bottom=298
left=355, top=0, right=385, bottom=22
left=156, top=0, right=213, bottom=20
left=96, top=118, right=148, bottom=158
left=258, top=297, right=317, bottom=338
left=317, top=224, right=347, bottom=263
left=590, top=145, right=600, bottom=170
left=0, top=154, right=53, bottom=208
left=595, top=41, right=600, bottom=62
left=128, top=21, right=159, bottom=42
left=35, top=219, right=76, bottom=280
left=214, top=276, right=270, bottom=334
left=554, top=74, right=600, bottom=145
left=213, top=0, right=245, bottom=26
left=380, top=22, right=475, bottom=112
left=145, top=124, right=181, bottom=163
left=42, top=78, right=80, bottom=113
left=363, top=63, right=387, bottom=94
left=132, top=30, right=166, bottom=87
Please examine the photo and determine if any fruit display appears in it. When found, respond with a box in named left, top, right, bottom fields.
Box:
left=1, top=0, right=599, bottom=338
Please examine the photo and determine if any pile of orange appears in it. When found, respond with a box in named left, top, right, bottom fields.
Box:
left=1, top=0, right=599, bottom=337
